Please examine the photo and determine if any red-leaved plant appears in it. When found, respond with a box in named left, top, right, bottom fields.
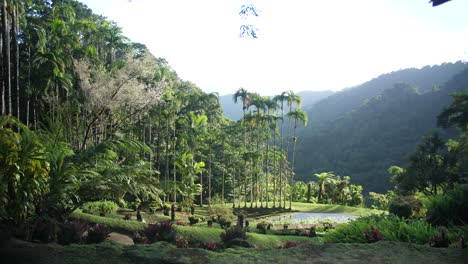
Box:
left=176, top=236, right=189, bottom=248
left=429, top=226, right=450, bottom=248
left=202, top=241, right=219, bottom=252
left=143, top=221, right=176, bottom=243
left=364, top=225, right=384, bottom=243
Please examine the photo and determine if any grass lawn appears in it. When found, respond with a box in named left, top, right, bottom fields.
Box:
left=70, top=207, right=318, bottom=248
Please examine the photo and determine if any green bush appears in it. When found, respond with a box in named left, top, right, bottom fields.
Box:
left=82, top=201, right=118, bottom=216
left=220, top=226, right=247, bottom=243
left=208, top=202, right=235, bottom=226
left=426, top=184, right=468, bottom=226
left=388, top=195, right=423, bottom=219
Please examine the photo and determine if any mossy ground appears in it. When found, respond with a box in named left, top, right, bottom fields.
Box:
left=2, top=239, right=467, bottom=264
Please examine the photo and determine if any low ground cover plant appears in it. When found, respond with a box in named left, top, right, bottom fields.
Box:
left=325, top=214, right=467, bottom=246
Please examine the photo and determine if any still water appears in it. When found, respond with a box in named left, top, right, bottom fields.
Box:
left=267, top=212, right=359, bottom=224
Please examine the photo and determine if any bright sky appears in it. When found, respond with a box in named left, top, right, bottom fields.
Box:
left=79, top=0, right=468, bottom=96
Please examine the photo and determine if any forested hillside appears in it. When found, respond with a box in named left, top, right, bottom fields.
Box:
left=220, top=90, right=333, bottom=121
left=295, top=63, right=468, bottom=192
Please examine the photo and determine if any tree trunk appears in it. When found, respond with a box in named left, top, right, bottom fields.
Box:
left=272, top=132, right=277, bottom=208
left=289, top=121, right=297, bottom=210
left=0, top=18, right=3, bottom=115
left=208, top=151, right=212, bottom=205
left=11, top=5, right=19, bottom=121
left=278, top=103, right=284, bottom=208
left=199, top=169, right=203, bottom=206
left=173, top=117, right=176, bottom=203
left=2, top=0, right=11, bottom=115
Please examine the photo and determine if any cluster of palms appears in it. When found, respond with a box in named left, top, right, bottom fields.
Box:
left=233, top=88, right=307, bottom=209
left=302, top=172, right=364, bottom=206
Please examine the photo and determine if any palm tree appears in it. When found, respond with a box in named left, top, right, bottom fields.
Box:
left=273, top=92, right=288, bottom=208
left=250, top=93, right=266, bottom=207
left=268, top=120, right=281, bottom=207
left=284, top=91, right=301, bottom=207
left=286, top=109, right=307, bottom=209
left=264, top=98, right=279, bottom=208
left=314, top=172, right=337, bottom=203
left=233, top=88, right=251, bottom=207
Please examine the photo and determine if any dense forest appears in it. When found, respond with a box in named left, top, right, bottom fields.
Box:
left=294, top=62, right=468, bottom=192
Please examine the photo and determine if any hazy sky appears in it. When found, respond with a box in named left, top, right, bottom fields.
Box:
left=79, top=0, right=468, bottom=96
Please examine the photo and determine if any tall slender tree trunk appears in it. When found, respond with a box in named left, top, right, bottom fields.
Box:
left=0, top=27, right=3, bottom=115
left=173, top=115, right=177, bottom=204
left=250, top=127, right=254, bottom=208
left=221, top=139, right=225, bottom=204
left=11, top=5, right=19, bottom=121
left=2, top=0, right=11, bottom=115
left=243, top=108, right=247, bottom=208
left=27, top=42, right=31, bottom=127
left=272, top=132, right=277, bottom=208
left=199, top=169, right=203, bottom=206
left=165, top=116, right=170, bottom=203
left=284, top=106, right=293, bottom=208
left=208, top=151, right=212, bottom=205
left=265, top=120, right=270, bottom=208
left=289, top=119, right=298, bottom=210
left=279, top=103, right=284, bottom=208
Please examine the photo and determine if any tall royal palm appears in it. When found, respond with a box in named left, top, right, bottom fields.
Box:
left=273, top=91, right=288, bottom=208
left=286, top=109, right=307, bottom=209
left=233, top=88, right=251, bottom=207
left=263, top=97, right=278, bottom=208
left=250, top=93, right=266, bottom=207
left=284, top=91, right=301, bottom=207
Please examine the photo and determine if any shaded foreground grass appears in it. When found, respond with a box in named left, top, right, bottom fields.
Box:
left=2, top=239, right=467, bottom=264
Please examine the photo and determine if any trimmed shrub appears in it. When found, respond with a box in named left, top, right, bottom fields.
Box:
left=82, top=201, right=118, bottom=216
left=389, top=195, right=423, bottom=219
left=220, top=226, right=247, bottom=243
left=143, top=221, right=176, bottom=243
left=188, top=216, right=199, bottom=226
left=256, top=221, right=272, bottom=234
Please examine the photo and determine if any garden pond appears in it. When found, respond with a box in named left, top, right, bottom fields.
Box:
left=266, top=212, right=359, bottom=225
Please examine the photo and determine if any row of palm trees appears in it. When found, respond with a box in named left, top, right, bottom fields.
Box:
left=233, top=88, right=307, bottom=209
